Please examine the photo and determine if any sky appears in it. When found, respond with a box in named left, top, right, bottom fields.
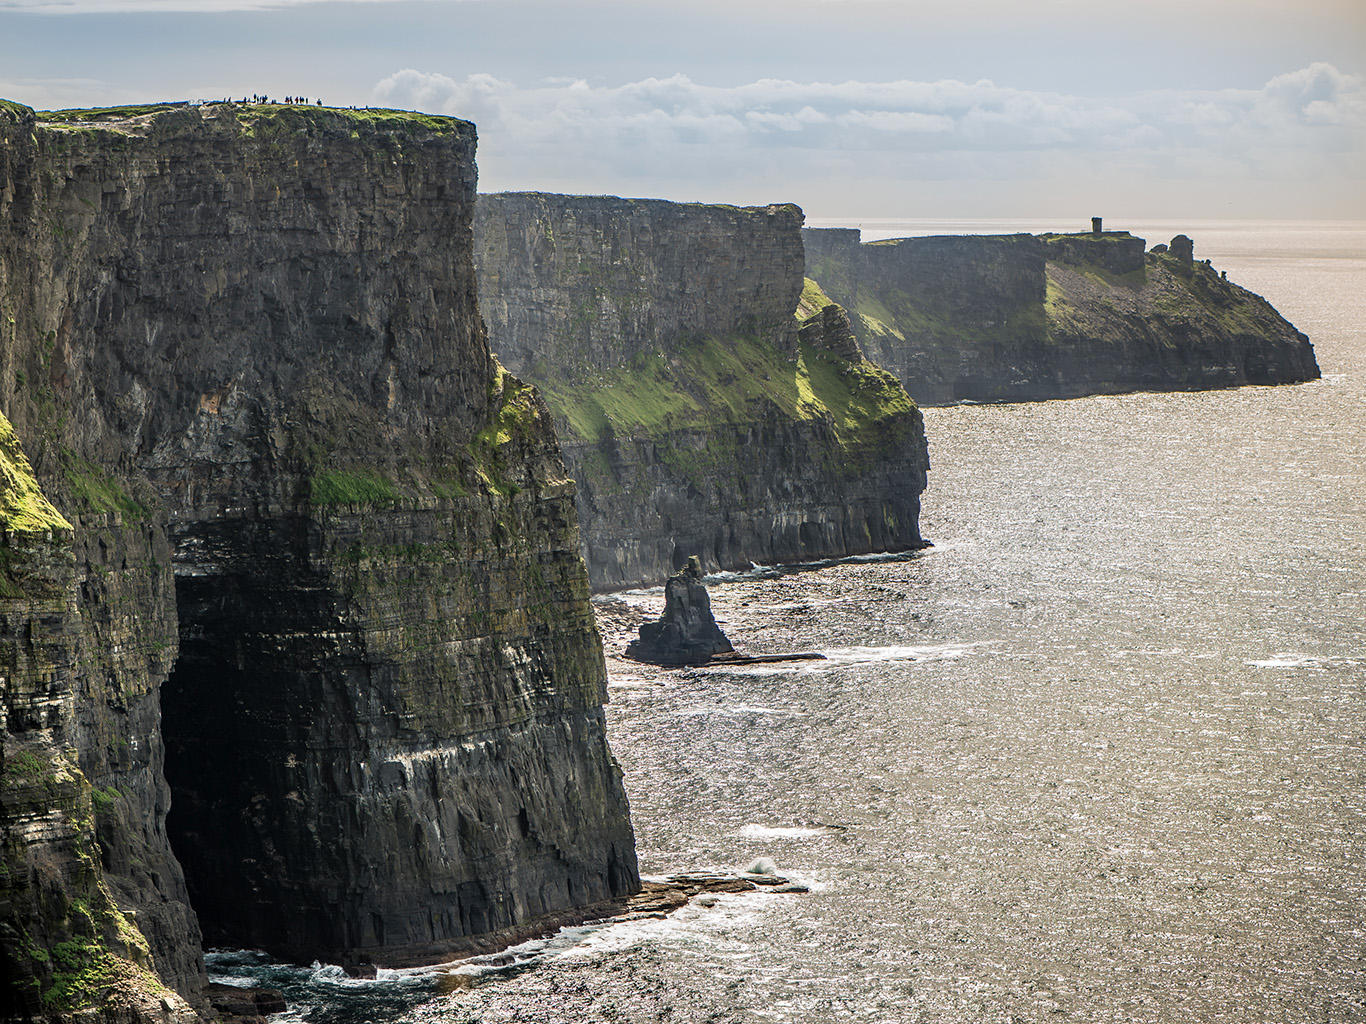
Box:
left=2, top=0, right=1363, bottom=221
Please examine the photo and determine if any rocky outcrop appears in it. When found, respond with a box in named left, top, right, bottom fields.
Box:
left=803, top=227, right=1320, bottom=404
left=625, top=557, right=733, bottom=666
left=475, top=194, right=930, bottom=591
left=0, top=98, right=637, bottom=1006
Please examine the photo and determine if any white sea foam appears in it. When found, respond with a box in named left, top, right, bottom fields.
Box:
left=739, top=824, right=834, bottom=840
left=819, top=642, right=981, bottom=665
left=670, top=703, right=805, bottom=718
left=565, top=900, right=762, bottom=960
left=1247, top=652, right=1354, bottom=669
left=711, top=663, right=810, bottom=676
left=606, top=673, right=654, bottom=689
left=440, top=898, right=760, bottom=974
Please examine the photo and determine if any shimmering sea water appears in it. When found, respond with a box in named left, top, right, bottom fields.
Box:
left=219, top=221, right=1366, bottom=1022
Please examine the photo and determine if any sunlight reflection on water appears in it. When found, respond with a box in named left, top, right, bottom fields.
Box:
left=234, top=226, right=1366, bottom=1024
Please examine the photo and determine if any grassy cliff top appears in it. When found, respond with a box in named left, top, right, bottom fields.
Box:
left=234, top=104, right=468, bottom=133
left=0, top=414, right=72, bottom=534
left=865, top=232, right=1037, bottom=246
left=34, top=102, right=191, bottom=122
left=13, top=100, right=468, bottom=135
left=1039, top=231, right=1142, bottom=245
left=1, top=98, right=37, bottom=120
left=483, top=192, right=802, bottom=218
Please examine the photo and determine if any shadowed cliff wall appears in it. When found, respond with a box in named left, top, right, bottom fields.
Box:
left=803, top=227, right=1319, bottom=404
left=0, top=99, right=637, bottom=1003
left=476, top=194, right=929, bottom=591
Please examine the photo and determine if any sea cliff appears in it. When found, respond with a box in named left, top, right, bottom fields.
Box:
left=803, top=227, right=1320, bottom=404
left=475, top=194, right=930, bottom=591
left=0, top=100, right=636, bottom=1013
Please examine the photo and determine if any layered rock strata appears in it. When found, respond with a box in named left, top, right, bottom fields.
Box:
left=475, top=194, right=930, bottom=591
left=0, top=99, right=637, bottom=1006
left=803, top=227, right=1319, bottom=404
left=0, top=412, right=202, bottom=1022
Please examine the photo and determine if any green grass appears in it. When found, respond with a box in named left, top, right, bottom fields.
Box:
left=39, top=935, right=158, bottom=1012
left=477, top=363, right=541, bottom=446
left=36, top=103, right=188, bottom=123
left=796, top=278, right=837, bottom=322
left=1044, top=275, right=1065, bottom=313
left=539, top=331, right=914, bottom=459
left=90, top=787, right=120, bottom=814
left=1073, top=261, right=1147, bottom=291
left=541, top=334, right=787, bottom=442
left=236, top=104, right=464, bottom=135
left=0, top=415, right=72, bottom=534
left=829, top=273, right=1050, bottom=356
left=26, top=100, right=462, bottom=135
left=857, top=311, right=906, bottom=341
left=796, top=343, right=916, bottom=452
left=466, top=363, right=543, bottom=496
left=58, top=448, right=146, bottom=519
left=1044, top=269, right=1091, bottom=340
left=431, top=477, right=468, bottom=500
left=847, top=289, right=977, bottom=346
left=328, top=106, right=466, bottom=132
left=3, top=750, right=44, bottom=779
left=1167, top=258, right=1267, bottom=335
left=1039, top=231, right=1138, bottom=241
left=308, top=469, right=404, bottom=507
left=42, top=939, right=116, bottom=1010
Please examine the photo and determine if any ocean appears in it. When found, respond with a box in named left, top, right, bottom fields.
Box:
left=210, top=220, right=1366, bottom=1023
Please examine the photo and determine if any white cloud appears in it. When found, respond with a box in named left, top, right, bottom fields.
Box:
left=371, top=64, right=1366, bottom=215
left=1, top=0, right=462, bottom=11
left=835, top=110, right=953, bottom=134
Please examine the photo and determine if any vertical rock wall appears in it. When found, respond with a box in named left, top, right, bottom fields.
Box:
left=0, top=430, right=201, bottom=1020
left=0, top=99, right=637, bottom=991
left=0, top=100, right=204, bottom=1018
left=476, top=194, right=930, bottom=591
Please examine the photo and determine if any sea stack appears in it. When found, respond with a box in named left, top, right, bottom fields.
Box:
left=626, top=557, right=735, bottom=666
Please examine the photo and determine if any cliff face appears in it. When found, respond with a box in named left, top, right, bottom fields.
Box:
left=475, top=194, right=929, bottom=591
left=0, top=99, right=636, bottom=1002
left=803, top=227, right=1320, bottom=404
left=0, top=423, right=200, bottom=1020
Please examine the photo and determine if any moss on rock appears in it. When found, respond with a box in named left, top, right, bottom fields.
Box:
left=0, top=413, right=72, bottom=535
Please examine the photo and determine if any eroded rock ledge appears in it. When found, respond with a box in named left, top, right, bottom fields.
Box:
left=0, top=100, right=637, bottom=1015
